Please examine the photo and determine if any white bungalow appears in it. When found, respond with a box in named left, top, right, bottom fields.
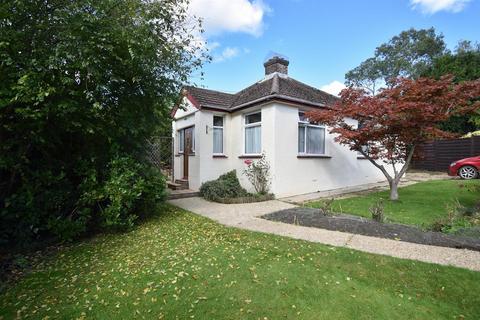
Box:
left=171, top=56, right=389, bottom=198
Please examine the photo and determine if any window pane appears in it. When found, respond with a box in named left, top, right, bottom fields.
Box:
left=213, top=116, right=223, bottom=127
left=299, top=111, right=307, bottom=122
left=213, top=128, right=223, bottom=153
left=178, top=130, right=184, bottom=152
left=191, top=127, right=195, bottom=151
left=298, top=125, right=305, bottom=153
left=306, top=127, right=325, bottom=154
left=245, top=112, right=261, bottom=124
left=245, top=125, right=261, bottom=154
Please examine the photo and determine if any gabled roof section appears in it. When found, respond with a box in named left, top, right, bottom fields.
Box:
left=230, top=77, right=275, bottom=107
left=184, top=86, right=235, bottom=111
left=278, top=77, right=338, bottom=106
left=181, top=73, right=339, bottom=114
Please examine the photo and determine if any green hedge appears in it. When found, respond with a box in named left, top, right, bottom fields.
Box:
left=0, top=0, right=201, bottom=250
left=199, top=170, right=275, bottom=203
left=199, top=170, right=248, bottom=202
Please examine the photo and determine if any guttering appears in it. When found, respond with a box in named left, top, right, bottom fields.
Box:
left=198, top=94, right=333, bottom=114
left=229, top=94, right=328, bottom=112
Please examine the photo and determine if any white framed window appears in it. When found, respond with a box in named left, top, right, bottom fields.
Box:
left=244, top=111, right=262, bottom=154
left=298, top=111, right=325, bottom=155
left=213, top=115, right=224, bottom=154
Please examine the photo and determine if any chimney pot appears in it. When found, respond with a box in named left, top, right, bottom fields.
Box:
left=264, top=56, right=289, bottom=76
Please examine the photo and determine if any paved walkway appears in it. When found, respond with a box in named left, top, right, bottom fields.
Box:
left=168, top=197, right=480, bottom=272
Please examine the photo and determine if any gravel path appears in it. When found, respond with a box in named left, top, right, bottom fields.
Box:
left=168, top=197, right=480, bottom=272
left=263, top=207, right=480, bottom=251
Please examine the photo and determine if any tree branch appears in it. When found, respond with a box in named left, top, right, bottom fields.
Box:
left=358, top=148, right=393, bottom=182
left=396, top=145, right=416, bottom=182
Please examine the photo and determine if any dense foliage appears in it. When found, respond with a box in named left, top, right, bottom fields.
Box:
left=307, top=76, right=480, bottom=200
left=424, top=41, right=480, bottom=133
left=345, top=28, right=480, bottom=135
left=345, top=28, right=446, bottom=94
left=0, top=0, right=205, bottom=248
left=200, top=170, right=248, bottom=202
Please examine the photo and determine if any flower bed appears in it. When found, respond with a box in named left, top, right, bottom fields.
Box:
left=214, top=193, right=275, bottom=204
left=262, top=207, right=480, bottom=251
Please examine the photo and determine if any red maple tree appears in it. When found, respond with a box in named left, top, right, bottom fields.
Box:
left=307, top=76, right=480, bottom=200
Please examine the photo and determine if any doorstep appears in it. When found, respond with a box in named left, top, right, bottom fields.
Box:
left=167, top=189, right=200, bottom=200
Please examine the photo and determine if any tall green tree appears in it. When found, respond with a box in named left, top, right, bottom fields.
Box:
left=0, top=0, right=206, bottom=247
left=424, top=41, right=480, bottom=133
left=345, top=28, right=446, bottom=94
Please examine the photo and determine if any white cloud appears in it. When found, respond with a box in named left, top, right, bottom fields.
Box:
left=213, top=47, right=240, bottom=62
left=188, top=0, right=269, bottom=37
left=320, top=81, right=346, bottom=96
left=410, top=0, right=471, bottom=14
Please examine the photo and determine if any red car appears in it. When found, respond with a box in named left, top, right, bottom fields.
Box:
left=448, top=156, right=480, bottom=179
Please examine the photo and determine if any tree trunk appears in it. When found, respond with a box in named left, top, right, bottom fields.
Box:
left=389, top=181, right=399, bottom=201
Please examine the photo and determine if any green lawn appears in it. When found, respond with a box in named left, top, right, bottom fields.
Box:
left=309, top=179, right=480, bottom=227
left=1, top=204, right=480, bottom=319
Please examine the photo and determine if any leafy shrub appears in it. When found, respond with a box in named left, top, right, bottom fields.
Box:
left=92, top=156, right=166, bottom=231
left=0, top=0, right=203, bottom=250
left=0, top=155, right=166, bottom=247
left=200, top=170, right=248, bottom=202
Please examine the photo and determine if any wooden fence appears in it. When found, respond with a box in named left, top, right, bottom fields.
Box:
left=411, top=136, right=480, bottom=171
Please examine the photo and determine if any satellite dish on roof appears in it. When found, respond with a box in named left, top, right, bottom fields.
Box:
left=264, top=51, right=289, bottom=63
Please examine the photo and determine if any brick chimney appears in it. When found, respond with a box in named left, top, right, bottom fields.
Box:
left=264, top=56, right=289, bottom=76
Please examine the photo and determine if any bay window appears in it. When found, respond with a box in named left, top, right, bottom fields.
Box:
left=298, top=111, right=325, bottom=155
left=244, top=112, right=261, bottom=154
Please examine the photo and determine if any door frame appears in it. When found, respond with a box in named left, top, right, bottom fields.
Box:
left=181, top=126, right=194, bottom=179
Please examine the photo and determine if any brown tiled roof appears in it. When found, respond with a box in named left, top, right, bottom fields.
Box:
left=278, top=77, right=338, bottom=106
left=184, top=86, right=235, bottom=110
left=231, top=77, right=274, bottom=107
left=184, top=74, right=338, bottom=112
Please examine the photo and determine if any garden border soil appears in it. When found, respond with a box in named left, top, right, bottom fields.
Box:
left=212, top=194, right=275, bottom=204
left=262, top=207, right=480, bottom=251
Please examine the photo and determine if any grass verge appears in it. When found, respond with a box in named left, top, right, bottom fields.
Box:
left=1, top=203, right=479, bottom=319
left=308, top=179, right=480, bottom=227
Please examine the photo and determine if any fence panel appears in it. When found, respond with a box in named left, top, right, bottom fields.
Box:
left=145, top=136, right=174, bottom=181
left=412, top=136, right=480, bottom=171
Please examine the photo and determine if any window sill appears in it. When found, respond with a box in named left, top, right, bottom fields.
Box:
left=176, top=153, right=195, bottom=157
left=213, top=154, right=228, bottom=158
left=238, top=155, right=262, bottom=159
left=297, top=154, right=332, bottom=159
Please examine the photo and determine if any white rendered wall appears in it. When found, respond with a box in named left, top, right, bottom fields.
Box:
left=270, top=103, right=391, bottom=197
left=173, top=98, right=392, bottom=197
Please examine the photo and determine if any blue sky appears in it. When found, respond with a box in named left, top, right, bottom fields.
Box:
left=188, top=0, right=480, bottom=95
